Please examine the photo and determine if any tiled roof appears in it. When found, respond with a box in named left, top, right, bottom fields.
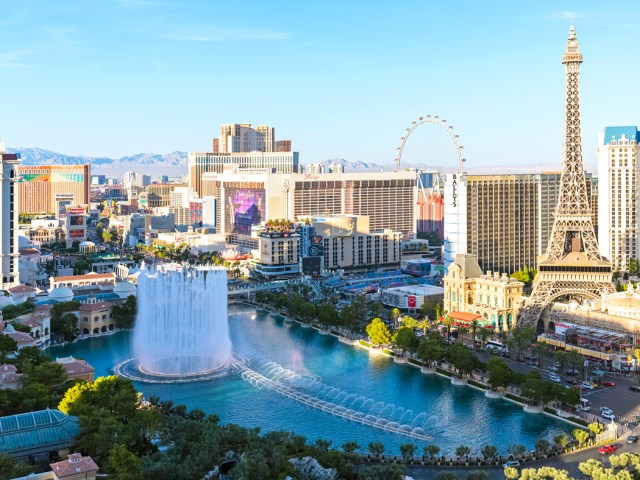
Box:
left=56, top=358, right=95, bottom=376
left=5, top=331, right=35, bottom=345
left=7, top=285, right=36, bottom=293
left=79, top=301, right=112, bottom=312
left=603, top=126, right=638, bottom=145
left=52, top=273, right=116, bottom=282
left=50, top=453, right=99, bottom=478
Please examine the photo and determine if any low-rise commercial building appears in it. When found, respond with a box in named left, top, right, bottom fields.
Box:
left=381, top=284, right=444, bottom=310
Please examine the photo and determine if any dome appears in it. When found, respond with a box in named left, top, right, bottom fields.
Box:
left=48, top=287, right=74, bottom=302
left=113, top=280, right=137, bottom=298
left=79, top=241, right=95, bottom=247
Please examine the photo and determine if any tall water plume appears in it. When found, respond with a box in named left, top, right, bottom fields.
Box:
left=133, top=265, right=232, bottom=375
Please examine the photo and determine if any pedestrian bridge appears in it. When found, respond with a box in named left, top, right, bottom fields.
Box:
left=227, top=282, right=289, bottom=296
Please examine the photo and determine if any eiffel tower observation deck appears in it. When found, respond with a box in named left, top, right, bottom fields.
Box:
left=519, top=26, right=615, bottom=329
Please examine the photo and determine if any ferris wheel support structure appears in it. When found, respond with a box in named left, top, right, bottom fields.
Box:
left=395, top=115, right=466, bottom=176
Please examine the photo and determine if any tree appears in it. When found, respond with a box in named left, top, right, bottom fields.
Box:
left=455, top=445, right=471, bottom=458
left=553, top=433, right=568, bottom=449
left=0, top=336, right=18, bottom=364
left=588, top=422, right=604, bottom=435
left=52, top=312, right=79, bottom=341
left=419, top=299, right=440, bottom=323
left=534, top=438, right=550, bottom=454
left=107, top=444, right=143, bottom=480
left=469, top=319, right=481, bottom=346
left=554, top=351, right=568, bottom=373
left=508, top=326, right=534, bottom=362
left=12, top=346, right=49, bottom=371
left=507, top=444, right=525, bottom=458
left=435, top=474, right=459, bottom=480
left=518, top=467, right=570, bottom=480
left=561, top=386, right=580, bottom=407
left=112, top=296, right=137, bottom=329
left=366, top=318, right=392, bottom=346
left=447, top=343, right=481, bottom=377
left=532, top=342, right=547, bottom=368
left=480, top=445, right=497, bottom=460
left=424, top=444, right=440, bottom=459
left=315, top=438, right=332, bottom=451
left=400, top=443, right=416, bottom=461
left=486, top=357, right=511, bottom=390
left=394, top=327, right=418, bottom=354
left=573, top=428, right=589, bottom=446
left=566, top=349, right=583, bottom=373
left=317, top=304, right=338, bottom=327
left=440, top=314, right=455, bottom=343
left=417, top=337, right=445, bottom=365
left=368, top=441, right=385, bottom=457
left=478, top=327, right=491, bottom=351
left=341, top=441, right=359, bottom=454
left=391, top=308, right=401, bottom=328
left=503, top=467, right=519, bottom=480
left=466, top=471, right=489, bottom=480
left=360, top=464, right=406, bottom=480
left=578, top=458, right=603, bottom=478
left=0, top=454, right=33, bottom=478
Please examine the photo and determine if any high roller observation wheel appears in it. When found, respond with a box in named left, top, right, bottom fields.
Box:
left=395, top=115, right=466, bottom=174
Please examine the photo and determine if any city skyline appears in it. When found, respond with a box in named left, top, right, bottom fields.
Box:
left=1, top=1, right=639, bottom=172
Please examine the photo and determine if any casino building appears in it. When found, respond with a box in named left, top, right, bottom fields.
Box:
left=16, top=164, right=90, bottom=215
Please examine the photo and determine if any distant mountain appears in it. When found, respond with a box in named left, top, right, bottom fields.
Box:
left=7, top=148, right=189, bottom=176
left=6, top=148, right=595, bottom=178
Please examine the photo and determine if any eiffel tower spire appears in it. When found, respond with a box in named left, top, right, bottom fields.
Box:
left=519, top=27, right=615, bottom=328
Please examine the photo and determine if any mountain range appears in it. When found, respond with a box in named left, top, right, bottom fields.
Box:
left=7, top=148, right=595, bottom=177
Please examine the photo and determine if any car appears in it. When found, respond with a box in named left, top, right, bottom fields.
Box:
left=628, top=435, right=639, bottom=444
left=598, top=445, right=617, bottom=454
left=602, top=411, right=616, bottom=420
left=565, top=379, right=579, bottom=385
left=566, top=369, right=580, bottom=376
left=600, top=406, right=613, bottom=412
left=548, top=366, right=560, bottom=372
left=549, top=375, right=561, bottom=383
left=603, top=381, right=616, bottom=387
left=580, top=382, right=595, bottom=390
left=630, top=386, right=640, bottom=392
left=553, top=362, right=561, bottom=368
left=503, top=460, right=521, bottom=468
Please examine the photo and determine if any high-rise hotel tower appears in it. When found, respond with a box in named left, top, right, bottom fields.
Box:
left=0, top=141, right=21, bottom=288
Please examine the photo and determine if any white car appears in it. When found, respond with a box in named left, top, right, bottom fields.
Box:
left=580, top=382, right=594, bottom=390
left=602, top=411, right=616, bottom=420
left=548, top=366, right=560, bottom=372
left=549, top=374, right=561, bottom=383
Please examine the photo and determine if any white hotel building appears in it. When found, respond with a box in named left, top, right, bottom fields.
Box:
left=597, top=126, right=640, bottom=272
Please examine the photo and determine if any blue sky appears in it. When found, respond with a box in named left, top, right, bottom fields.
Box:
left=1, top=1, right=639, bottom=171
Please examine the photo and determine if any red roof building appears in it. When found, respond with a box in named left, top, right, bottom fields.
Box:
left=50, top=453, right=99, bottom=479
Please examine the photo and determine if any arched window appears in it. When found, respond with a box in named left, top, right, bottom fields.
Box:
left=507, top=313, right=513, bottom=329
left=498, top=314, right=504, bottom=328
left=452, top=291, right=457, bottom=302
left=467, top=293, right=473, bottom=304
left=491, top=314, right=497, bottom=327
left=508, top=298, right=513, bottom=309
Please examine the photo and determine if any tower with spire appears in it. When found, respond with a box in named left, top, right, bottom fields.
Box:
left=519, top=26, right=615, bottom=329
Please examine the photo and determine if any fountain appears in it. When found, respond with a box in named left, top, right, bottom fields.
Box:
left=117, top=265, right=233, bottom=381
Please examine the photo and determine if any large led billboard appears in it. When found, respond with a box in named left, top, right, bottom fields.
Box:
left=225, top=188, right=265, bottom=235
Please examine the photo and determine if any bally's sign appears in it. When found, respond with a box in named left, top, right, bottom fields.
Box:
left=451, top=174, right=457, bottom=208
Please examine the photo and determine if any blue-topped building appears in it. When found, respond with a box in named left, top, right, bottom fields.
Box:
left=597, top=125, right=640, bottom=272
left=0, top=409, right=79, bottom=462
left=602, top=126, right=639, bottom=145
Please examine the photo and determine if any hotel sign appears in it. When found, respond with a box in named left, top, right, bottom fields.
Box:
left=451, top=174, right=457, bottom=207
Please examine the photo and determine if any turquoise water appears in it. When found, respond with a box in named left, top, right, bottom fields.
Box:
left=50, top=304, right=572, bottom=455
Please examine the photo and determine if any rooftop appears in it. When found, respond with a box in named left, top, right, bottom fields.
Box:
left=0, top=409, right=79, bottom=456
left=52, top=272, right=116, bottom=282
left=50, top=453, right=99, bottom=478
left=603, top=126, right=639, bottom=145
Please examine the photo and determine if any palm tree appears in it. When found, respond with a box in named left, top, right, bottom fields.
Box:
left=533, top=342, right=547, bottom=368
left=441, top=315, right=455, bottom=344
left=478, top=327, right=491, bottom=351
left=469, top=319, right=481, bottom=347
left=391, top=308, right=401, bottom=329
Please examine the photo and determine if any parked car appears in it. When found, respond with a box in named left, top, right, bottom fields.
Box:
left=566, top=369, right=580, bottom=376
left=629, top=385, right=640, bottom=392
left=549, top=375, right=561, bottom=383
left=580, top=382, right=595, bottom=390
left=598, top=445, right=617, bottom=454
left=602, top=411, right=616, bottom=420
left=600, top=407, right=613, bottom=414
left=503, top=460, right=520, bottom=468
left=548, top=366, right=560, bottom=372
left=628, top=435, right=638, bottom=444
left=565, top=379, right=579, bottom=385
left=603, top=381, right=616, bottom=387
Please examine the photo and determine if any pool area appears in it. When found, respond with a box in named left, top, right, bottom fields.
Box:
left=49, top=304, right=573, bottom=454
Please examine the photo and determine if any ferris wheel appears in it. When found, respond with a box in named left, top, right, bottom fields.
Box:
left=395, top=115, right=466, bottom=175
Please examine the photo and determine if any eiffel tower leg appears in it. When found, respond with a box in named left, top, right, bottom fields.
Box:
left=520, top=282, right=555, bottom=330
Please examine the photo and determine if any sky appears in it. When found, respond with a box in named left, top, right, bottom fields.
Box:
left=1, top=0, right=639, bottom=171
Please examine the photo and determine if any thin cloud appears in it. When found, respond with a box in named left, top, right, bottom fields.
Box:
left=543, top=11, right=581, bottom=21
left=113, top=0, right=161, bottom=6
left=0, top=52, right=27, bottom=69
left=166, top=28, right=288, bottom=42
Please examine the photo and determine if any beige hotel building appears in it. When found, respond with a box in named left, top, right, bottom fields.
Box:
left=16, top=164, right=90, bottom=215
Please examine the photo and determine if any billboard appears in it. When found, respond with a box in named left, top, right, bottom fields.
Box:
left=408, top=295, right=417, bottom=308
left=302, top=257, right=321, bottom=276
left=68, top=229, right=85, bottom=238
left=225, top=188, right=265, bottom=235
left=69, top=215, right=84, bottom=226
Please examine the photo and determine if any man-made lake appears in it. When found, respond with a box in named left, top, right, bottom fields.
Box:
left=50, top=304, right=572, bottom=454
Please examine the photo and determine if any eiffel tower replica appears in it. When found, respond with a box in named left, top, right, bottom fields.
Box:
left=519, top=26, right=615, bottom=329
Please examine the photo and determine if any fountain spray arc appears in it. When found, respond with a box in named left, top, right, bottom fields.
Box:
left=132, top=265, right=232, bottom=376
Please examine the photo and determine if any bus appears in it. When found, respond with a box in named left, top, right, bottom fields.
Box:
left=485, top=341, right=508, bottom=354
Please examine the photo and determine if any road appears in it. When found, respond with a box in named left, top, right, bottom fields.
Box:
left=402, top=439, right=638, bottom=479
